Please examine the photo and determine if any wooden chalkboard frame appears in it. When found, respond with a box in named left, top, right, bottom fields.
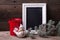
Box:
left=22, top=3, right=46, bottom=32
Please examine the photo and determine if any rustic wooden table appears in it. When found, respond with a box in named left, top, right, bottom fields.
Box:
left=0, top=31, right=60, bottom=40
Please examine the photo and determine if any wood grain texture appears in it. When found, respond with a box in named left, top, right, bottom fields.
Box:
left=0, top=5, right=22, bottom=21
left=47, top=0, right=60, bottom=21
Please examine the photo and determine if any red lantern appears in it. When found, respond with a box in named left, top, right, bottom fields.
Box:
left=8, top=18, right=22, bottom=36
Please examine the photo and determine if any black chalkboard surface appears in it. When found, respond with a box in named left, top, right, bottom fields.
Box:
left=26, top=7, right=42, bottom=30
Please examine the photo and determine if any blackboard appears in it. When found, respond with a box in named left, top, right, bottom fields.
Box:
left=26, top=7, right=42, bottom=30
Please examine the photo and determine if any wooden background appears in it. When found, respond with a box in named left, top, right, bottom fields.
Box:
left=0, top=0, right=60, bottom=31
